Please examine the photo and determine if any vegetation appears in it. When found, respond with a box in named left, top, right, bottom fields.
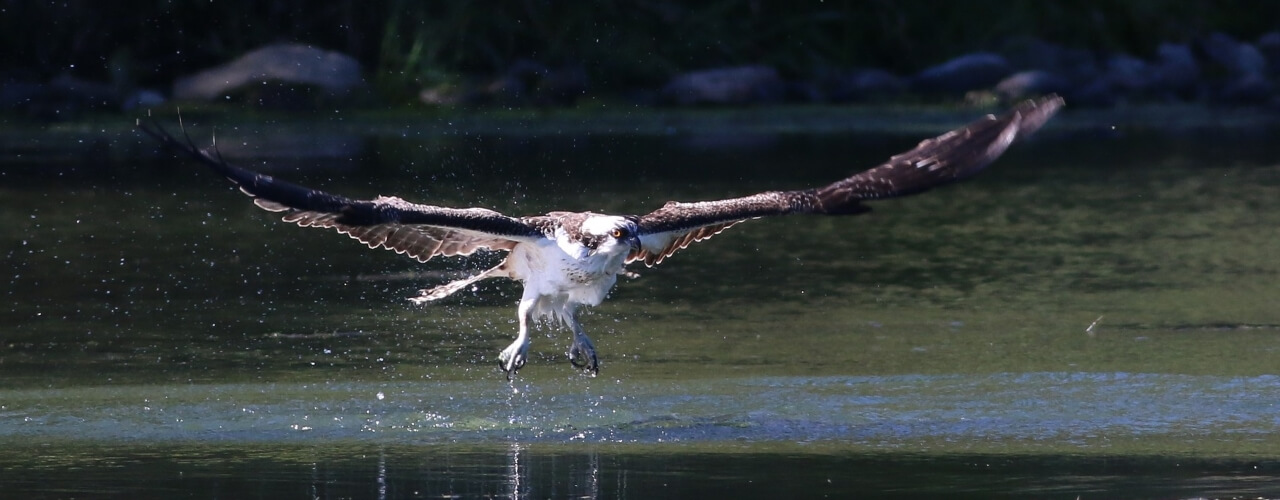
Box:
left=4, top=0, right=1279, bottom=101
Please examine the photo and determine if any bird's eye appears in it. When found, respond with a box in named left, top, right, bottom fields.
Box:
left=610, top=228, right=626, bottom=239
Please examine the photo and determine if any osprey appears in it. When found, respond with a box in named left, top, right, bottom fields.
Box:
left=139, top=95, right=1063, bottom=379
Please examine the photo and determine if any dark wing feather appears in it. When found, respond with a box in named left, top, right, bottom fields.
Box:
left=630, top=95, right=1064, bottom=266
left=138, top=120, right=545, bottom=261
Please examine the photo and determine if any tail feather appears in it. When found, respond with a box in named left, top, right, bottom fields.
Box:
left=408, top=265, right=505, bottom=305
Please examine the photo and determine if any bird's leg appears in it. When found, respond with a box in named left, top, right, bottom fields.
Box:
left=498, top=297, right=535, bottom=380
left=566, top=313, right=599, bottom=375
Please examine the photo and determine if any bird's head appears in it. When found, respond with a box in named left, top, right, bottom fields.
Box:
left=579, top=215, right=640, bottom=257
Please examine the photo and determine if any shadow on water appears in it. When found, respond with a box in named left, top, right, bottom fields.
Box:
left=3, top=108, right=1280, bottom=497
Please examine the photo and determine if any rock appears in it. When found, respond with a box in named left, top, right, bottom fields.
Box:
left=1219, top=73, right=1274, bottom=104
left=1200, top=32, right=1268, bottom=77
left=1197, top=33, right=1276, bottom=104
left=911, top=52, right=1013, bottom=95
left=1069, top=77, right=1119, bottom=108
left=532, top=64, right=589, bottom=106
left=994, top=70, right=1070, bottom=101
left=1256, top=32, right=1280, bottom=76
left=420, top=60, right=588, bottom=107
left=1149, top=43, right=1200, bottom=97
left=477, top=59, right=553, bottom=105
left=785, top=81, right=824, bottom=103
left=823, top=68, right=906, bottom=102
left=660, top=65, right=785, bottom=105
left=490, top=60, right=588, bottom=106
left=1234, top=44, right=1267, bottom=76
left=1104, top=53, right=1153, bottom=91
left=1065, top=54, right=1156, bottom=107
left=173, top=43, right=364, bottom=103
left=1001, top=37, right=1100, bottom=84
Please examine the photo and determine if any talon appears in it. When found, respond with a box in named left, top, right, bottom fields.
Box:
left=500, top=355, right=525, bottom=380
left=569, top=351, right=589, bottom=369
left=499, top=357, right=521, bottom=380
left=568, top=339, right=599, bottom=374
left=568, top=350, right=598, bottom=373
left=498, top=341, right=528, bottom=379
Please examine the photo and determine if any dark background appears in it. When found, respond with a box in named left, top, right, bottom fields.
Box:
left=5, top=0, right=1280, bottom=103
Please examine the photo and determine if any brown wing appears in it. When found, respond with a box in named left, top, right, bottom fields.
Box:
left=630, top=95, right=1064, bottom=266
left=139, top=121, right=547, bottom=261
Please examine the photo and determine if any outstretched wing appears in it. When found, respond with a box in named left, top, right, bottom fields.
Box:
left=630, top=95, right=1064, bottom=266
left=138, top=120, right=547, bottom=262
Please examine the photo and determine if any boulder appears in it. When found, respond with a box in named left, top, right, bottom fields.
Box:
left=485, top=59, right=588, bottom=106
left=994, top=70, right=1071, bottom=101
left=823, top=68, right=906, bottom=102
left=1064, top=54, right=1152, bottom=107
left=1069, top=77, right=1120, bottom=108
left=1001, top=37, right=1100, bottom=84
left=173, top=43, right=364, bottom=102
left=1103, top=53, right=1153, bottom=91
left=1069, top=53, right=1167, bottom=106
left=1200, top=32, right=1268, bottom=77
left=1219, top=73, right=1274, bottom=104
left=420, top=60, right=588, bottom=107
left=911, top=52, right=1013, bottom=95
left=660, top=65, right=785, bottom=105
left=1149, top=43, right=1200, bottom=97
left=1256, top=32, right=1280, bottom=76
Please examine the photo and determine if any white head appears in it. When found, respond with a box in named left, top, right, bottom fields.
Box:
left=578, top=215, right=640, bottom=257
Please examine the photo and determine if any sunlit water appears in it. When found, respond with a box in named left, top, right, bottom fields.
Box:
left=3, top=108, right=1280, bottom=498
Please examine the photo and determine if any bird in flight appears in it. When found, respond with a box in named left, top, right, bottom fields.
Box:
left=139, top=95, right=1063, bottom=379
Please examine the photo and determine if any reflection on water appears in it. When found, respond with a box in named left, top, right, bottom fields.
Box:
left=2, top=113, right=1280, bottom=497
left=2, top=442, right=1278, bottom=499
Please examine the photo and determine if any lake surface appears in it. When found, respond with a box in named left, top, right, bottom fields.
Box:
left=3, top=106, right=1280, bottom=498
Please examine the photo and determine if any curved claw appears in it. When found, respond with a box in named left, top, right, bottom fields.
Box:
left=498, top=341, right=528, bottom=380
left=499, top=355, right=526, bottom=381
left=568, top=337, right=599, bottom=375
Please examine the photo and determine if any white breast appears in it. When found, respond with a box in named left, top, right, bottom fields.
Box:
left=508, top=233, right=625, bottom=309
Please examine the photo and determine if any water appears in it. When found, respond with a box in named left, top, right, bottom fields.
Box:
left=3, top=108, right=1280, bottom=498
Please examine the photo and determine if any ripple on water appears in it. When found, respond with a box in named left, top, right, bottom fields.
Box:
left=1, top=372, right=1278, bottom=454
